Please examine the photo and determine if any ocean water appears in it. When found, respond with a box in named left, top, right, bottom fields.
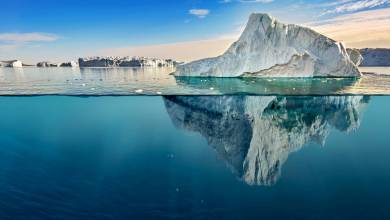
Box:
left=1, top=67, right=390, bottom=95
left=1, top=95, right=390, bottom=220
left=1, top=66, right=390, bottom=219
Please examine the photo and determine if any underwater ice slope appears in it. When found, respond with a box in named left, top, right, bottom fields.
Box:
left=164, top=96, right=369, bottom=186
left=174, top=13, right=361, bottom=77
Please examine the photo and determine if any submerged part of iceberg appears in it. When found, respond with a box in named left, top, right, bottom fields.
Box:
left=174, top=13, right=361, bottom=77
left=174, top=76, right=359, bottom=95
left=164, top=96, right=369, bottom=186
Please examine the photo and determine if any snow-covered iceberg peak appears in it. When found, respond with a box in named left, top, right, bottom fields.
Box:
left=174, top=13, right=361, bottom=78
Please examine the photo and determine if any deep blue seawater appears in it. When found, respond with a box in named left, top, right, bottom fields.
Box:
left=0, top=95, right=389, bottom=220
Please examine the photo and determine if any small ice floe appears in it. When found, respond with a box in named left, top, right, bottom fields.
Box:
left=156, top=91, right=162, bottom=95
left=135, top=89, right=143, bottom=93
left=209, top=87, right=214, bottom=90
left=81, top=83, right=86, bottom=87
left=91, top=88, right=95, bottom=91
left=292, top=87, right=296, bottom=90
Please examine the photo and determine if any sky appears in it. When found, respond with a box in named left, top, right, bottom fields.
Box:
left=0, top=0, right=390, bottom=63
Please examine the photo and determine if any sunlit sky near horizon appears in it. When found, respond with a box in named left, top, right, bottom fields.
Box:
left=1, top=0, right=390, bottom=63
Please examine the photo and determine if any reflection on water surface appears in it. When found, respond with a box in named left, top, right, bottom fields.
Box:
left=1, top=67, right=390, bottom=95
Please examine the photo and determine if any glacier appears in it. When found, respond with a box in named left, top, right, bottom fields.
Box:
left=174, top=13, right=361, bottom=78
left=164, top=96, right=369, bottom=186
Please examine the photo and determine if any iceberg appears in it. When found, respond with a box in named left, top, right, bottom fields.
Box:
left=174, top=13, right=361, bottom=77
left=37, top=61, right=59, bottom=67
left=347, top=48, right=364, bottom=67
left=60, top=61, right=78, bottom=67
left=78, top=56, right=177, bottom=68
left=164, top=96, right=369, bottom=185
left=359, top=48, right=390, bottom=67
left=0, top=60, right=23, bottom=68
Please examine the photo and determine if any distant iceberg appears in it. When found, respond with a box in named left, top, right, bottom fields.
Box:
left=78, top=56, right=177, bottom=68
left=359, top=48, right=390, bottom=67
left=37, top=61, right=60, bottom=67
left=36, top=61, right=78, bottom=67
left=0, top=60, right=23, bottom=68
left=174, top=13, right=361, bottom=77
left=60, top=61, right=78, bottom=67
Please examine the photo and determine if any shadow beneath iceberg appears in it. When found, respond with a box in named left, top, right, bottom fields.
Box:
left=163, top=95, right=370, bottom=186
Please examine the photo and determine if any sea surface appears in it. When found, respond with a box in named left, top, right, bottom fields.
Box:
left=1, top=67, right=390, bottom=219
left=0, top=67, right=390, bottom=95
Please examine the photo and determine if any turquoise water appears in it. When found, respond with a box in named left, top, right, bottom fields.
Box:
left=1, top=67, right=390, bottom=95
left=1, top=95, right=390, bottom=219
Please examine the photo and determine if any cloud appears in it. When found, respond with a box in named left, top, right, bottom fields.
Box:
left=0, top=44, right=20, bottom=51
left=321, top=0, right=390, bottom=15
left=309, top=8, right=390, bottom=48
left=319, top=0, right=355, bottom=7
left=239, top=0, right=273, bottom=2
left=0, top=33, right=59, bottom=59
left=189, top=9, right=210, bottom=18
left=221, top=0, right=273, bottom=3
left=0, top=33, right=59, bottom=43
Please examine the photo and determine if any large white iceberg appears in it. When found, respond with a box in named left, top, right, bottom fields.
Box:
left=174, top=13, right=361, bottom=77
